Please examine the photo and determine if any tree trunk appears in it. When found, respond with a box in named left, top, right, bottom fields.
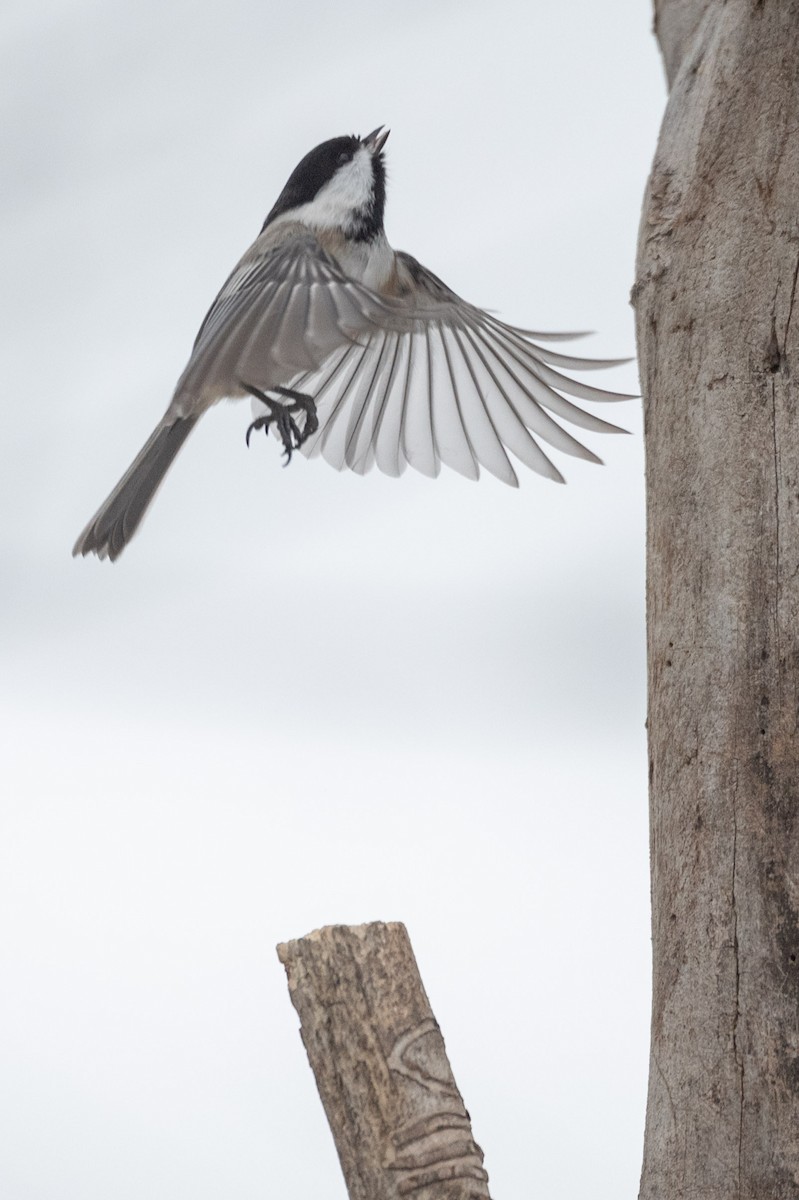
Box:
left=634, top=2, right=799, bottom=1196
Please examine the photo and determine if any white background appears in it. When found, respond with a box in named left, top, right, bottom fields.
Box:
left=1, top=2, right=664, bottom=1197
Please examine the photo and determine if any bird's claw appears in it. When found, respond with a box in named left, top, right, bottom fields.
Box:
left=276, top=387, right=320, bottom=442
left=245, top=417, right=266, bottom=449
left=242, top=383, right=318, bottom=465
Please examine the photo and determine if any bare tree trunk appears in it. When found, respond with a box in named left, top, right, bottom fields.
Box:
left=634, top=2, right=799, bottom=1196
left=278, top=923, right=490, bottom=1200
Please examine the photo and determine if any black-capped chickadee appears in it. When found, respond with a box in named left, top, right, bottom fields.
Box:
left=74, top=126, right=631, bottom=561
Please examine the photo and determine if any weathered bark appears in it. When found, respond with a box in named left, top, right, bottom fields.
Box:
left=277, top=923, right=490, bottom=1200
left=653, top=0, right=713, bottom=87
left=634, top=2, right=799, bottom=1197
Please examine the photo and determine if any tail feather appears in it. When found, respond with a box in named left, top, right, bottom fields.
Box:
left=73, top=416, right=198, bottom=561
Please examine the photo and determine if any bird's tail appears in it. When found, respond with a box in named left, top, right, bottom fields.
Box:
left=73, top=416, right=199, bottom=561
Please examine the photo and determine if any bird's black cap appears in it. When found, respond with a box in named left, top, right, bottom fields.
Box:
left=262, top=132, right=387, bottom=241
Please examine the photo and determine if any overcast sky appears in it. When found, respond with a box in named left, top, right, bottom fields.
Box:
left=1, top=3, right=665, bottom=1198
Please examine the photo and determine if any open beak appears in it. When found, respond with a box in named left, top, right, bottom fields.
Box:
left=362, top=125, right=390, bottom=154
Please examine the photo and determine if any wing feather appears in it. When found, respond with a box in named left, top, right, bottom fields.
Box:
left=352, top=333, right=405, bottom=475
left=374, top=334, right=412, bottom=478
left=467, top=324, right=604, bottom=461
left=320, top=341, right=383, bottom=470
left=428, top=325, right=478, bottom=481
left=458, top=325, right=569, bottom=480
left=445, top=325, right=518, bottom=486
left=314, top=345, right=371, bottom=467
left=481, top=323, right=629, bottom=435
left=527, top=355, right=637, bottom=403
left=343, top=334, right=393, bottom=473
left=525, top=346, right=633, bottom=371
left=401, top=331, right=439, bottom=478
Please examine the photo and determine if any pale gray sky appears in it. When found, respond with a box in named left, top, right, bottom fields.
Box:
left=1, top=3, right=664, bottom=1197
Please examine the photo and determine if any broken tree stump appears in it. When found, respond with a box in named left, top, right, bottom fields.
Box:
left=277, top=922, right=491, bottom=1200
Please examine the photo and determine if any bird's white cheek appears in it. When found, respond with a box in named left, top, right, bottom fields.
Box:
left=324, top=148, right=374, bottom=212
left=278, top=150, right=374, bottom=231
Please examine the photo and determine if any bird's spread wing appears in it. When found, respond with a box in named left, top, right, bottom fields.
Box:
left=169, top=225, right=388, bottom=417
left=180, top=226, right=634, bottom=485
left=279, top=252, right=634, bottom=486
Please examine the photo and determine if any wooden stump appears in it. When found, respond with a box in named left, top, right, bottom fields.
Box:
left=277, top=923, right=490, bottom=1200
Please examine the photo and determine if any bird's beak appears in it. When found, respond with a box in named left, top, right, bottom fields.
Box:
left=363, top=125, right=390, bottom=154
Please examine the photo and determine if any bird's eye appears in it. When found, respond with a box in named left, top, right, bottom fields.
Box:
left=337, top=150, right=352, bottom=165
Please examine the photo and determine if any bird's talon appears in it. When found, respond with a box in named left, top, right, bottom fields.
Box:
left=241, top=382, right=318, bottom=464
left=245, top=416, right=270, bottom=447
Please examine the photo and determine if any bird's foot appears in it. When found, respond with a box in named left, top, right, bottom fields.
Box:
left=275, top=387, right=320, bottom=443
left=242, top=383, right=318, bottom=465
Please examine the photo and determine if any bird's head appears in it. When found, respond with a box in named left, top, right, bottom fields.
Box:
left=263, top=127, right=390, bottom=242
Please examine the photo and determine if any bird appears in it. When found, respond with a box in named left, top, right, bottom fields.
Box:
left=73, top=126, right=632, bottom=561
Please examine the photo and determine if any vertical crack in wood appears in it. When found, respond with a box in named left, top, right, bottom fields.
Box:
left=771, top=377, right=781, bottom=668
left=781, top=247, right=799, bottom=354
left=731, top=790, right=743, bottom=1199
